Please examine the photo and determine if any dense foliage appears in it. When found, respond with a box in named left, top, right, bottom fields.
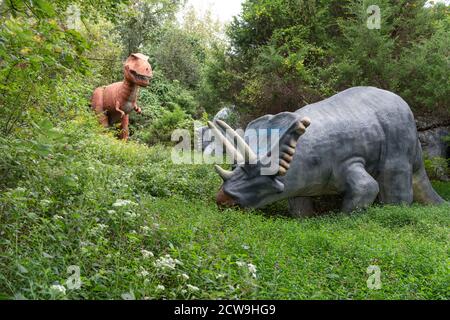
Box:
left=0, top=0, right=449, bottom=300
left=1, top=119, right=449, bottom=300
left=203, top=0, right=449, bottom=121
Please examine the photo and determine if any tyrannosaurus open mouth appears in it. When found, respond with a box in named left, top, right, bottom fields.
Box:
left=130, top=69, right=152, bottom=82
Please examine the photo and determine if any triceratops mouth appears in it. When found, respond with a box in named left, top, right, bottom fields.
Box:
left=130, top=70, right=151, bottom=82
left=216, top=187, right=237, bottom=207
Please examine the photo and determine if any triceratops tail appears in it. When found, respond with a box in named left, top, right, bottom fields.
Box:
left=413, top=141, right=446, bottom=205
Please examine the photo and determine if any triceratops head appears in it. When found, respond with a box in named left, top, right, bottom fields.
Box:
left=211, top=116, right=311, bottom=209
left=124, top=53, right=153, bottom=87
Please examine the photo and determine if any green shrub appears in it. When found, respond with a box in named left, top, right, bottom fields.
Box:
left=424, top=157, right=449, bottom=181
left=145, top=106, right=194, bottom=146
left=206, top=0, right=450, bottom=120
left=1, top=109, right=450, bottom=300
left=130, top=71, right=199, bottom=145
left=1, top=0, right=449, bottom=301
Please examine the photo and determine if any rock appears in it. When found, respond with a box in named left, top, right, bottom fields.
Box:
left=196, top=106, right=240, bottom=152
left=415, top=115, right=450, bottom=132
left=416, top=115, right=449, bottom=181
left=418, top=126, right=450, bottom=159
left=195, top=126, right=210, bottom=152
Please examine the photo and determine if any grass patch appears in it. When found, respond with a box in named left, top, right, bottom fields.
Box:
left=0, top=119, right=449, bottom=300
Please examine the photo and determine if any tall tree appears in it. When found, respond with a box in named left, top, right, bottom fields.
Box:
left=206, top=0, right=449, bottom=121
left=115, top=0, right=182, bottom=56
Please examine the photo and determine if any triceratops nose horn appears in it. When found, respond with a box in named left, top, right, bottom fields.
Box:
left=215, top=165, right=234, bottom=181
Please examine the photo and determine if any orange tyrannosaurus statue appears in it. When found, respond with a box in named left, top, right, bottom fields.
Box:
left=91, top=53, right=153, bottom=140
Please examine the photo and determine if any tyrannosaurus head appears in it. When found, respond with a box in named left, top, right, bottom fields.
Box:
left=124, top=53, right=153, bottom=87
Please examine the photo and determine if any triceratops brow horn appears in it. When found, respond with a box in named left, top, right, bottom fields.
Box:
left=215, top=120, right=258, bottom=164
left=207, top=121, right=244, bottom=163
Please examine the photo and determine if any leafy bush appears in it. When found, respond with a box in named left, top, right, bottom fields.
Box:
left=151, top=26, right=204, bottom=89
left=0, top=14, right=90, bottom=136
left=144, top=106, right=194, bottom=146
left=424, top=157, right=449, bottom=181
left=130, top=71, right=198, bottom=144
left=1, top=116, right=449, bottom=299
left=1, top=0, right=449, bottom=301
left=333, top=0, right=449, bottom=115
left=206, top=0, right=450, bottom=121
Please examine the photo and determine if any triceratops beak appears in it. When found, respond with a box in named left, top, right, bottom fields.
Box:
left=215, top=165, right=234, bottom=181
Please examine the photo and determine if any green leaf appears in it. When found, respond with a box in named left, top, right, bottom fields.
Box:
left=33, top=0, right=56, bottom=17
left=38, top=119, right=54, bottom=131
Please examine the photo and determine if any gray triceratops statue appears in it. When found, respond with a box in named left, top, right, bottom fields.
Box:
left=212, top=87, right=445, bottom=217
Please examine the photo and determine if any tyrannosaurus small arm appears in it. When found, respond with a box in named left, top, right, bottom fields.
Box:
left=91, top=53, right=153, bottom=141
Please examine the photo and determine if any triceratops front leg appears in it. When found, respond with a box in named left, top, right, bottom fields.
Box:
left=340, top=162, right=380, bottom=213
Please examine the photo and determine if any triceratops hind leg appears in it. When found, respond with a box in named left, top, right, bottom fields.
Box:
left=377, top=161, right=414, bottom=205
left=341, top=163, right=380, bottom=213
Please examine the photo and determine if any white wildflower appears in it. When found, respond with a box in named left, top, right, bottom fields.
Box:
left=141, top=250, right=154, bottom=258
left=180, top=273, right=190, bottom=280
left=242, top=245, right=250, bottom=250
left=112, top=199, right=136, bottom=208
left=97, top=224, right=108, bottom=230
left=125, top=211, right=138, bottom=219
left=186, top=284, right=200, bottom=292
left=248, top=263, right=257, bottom=278
left=107, top=210, right=116, bottom=215
left=154, top=254, right=181, bottom=271
left=40, top=199, right=52, bottom=206
left=53, top=215, right=64, bottom=221
left=139, top=269, right=149, bottom=277
left=140, top=226, right=151, bottom=233
left=50, top=284, right=66, bottom=296
left=121, top=292, right=135, bottom=300
left=236, top=261, right=246, bottom=268
left=216, top=274, right=225, bottom=279
left=156, top=285, right=165, bottom=291
left=42, top=252, right=54, bottom=259
left=80, top=241, right=93, bottom=247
